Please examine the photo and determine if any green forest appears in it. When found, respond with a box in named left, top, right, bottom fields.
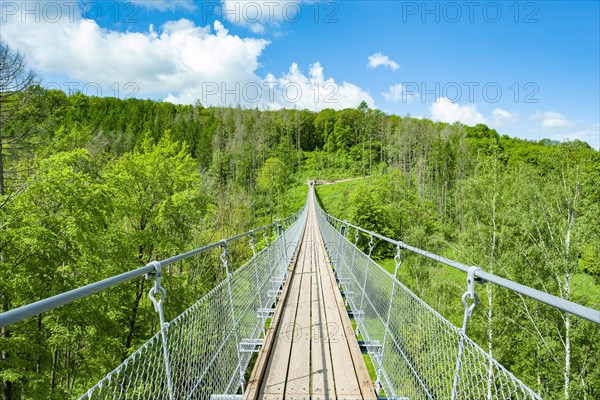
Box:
left=1, top=82, right=598, bottom=399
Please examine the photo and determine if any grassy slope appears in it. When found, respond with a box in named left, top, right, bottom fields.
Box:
left=316, top=180, right=599, bottom=317
left=314, top=179, right=363, bottom=220
left=284, top=182, right=310, bottom=215
left=316, top=179, right=464, bottom=284
left=316, top=180, right=599, bottom=391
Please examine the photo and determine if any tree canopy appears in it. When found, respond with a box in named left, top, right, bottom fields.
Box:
left=0, top=84, right=598, bottom=399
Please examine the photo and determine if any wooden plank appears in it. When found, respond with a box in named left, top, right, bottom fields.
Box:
left=317, top=224, right=378, bottom=400
left=259, top=242, right=306, bottom=400
left=315, top=222, right=363, bottom=400
left=244, top=220, right=307, bottom=400
left=245, top=186, right=376, bottom=400
left=284, top=221, right=312, bottom=399
left=310, top=215, right=336, bottom=400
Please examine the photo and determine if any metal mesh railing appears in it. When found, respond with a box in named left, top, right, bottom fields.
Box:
left=315, top=203, right=541, bottom=400
left=7, top=187, right=596, bottom=399
left=79, top=205, right=307, bottom=399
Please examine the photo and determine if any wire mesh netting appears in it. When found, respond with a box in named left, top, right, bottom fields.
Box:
left=80, top=205, right=307, bottom=400
left=315, top=205, right=541, bottom=400
left=80, top=192, right=544, bottom=400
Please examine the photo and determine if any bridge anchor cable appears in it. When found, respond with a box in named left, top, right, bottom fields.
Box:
left=451, top=266, right=482, bottom=400
left=221, top=241, right=246, bottom=394
left=376, top=243, right=404, bottom=394
left=147, top=261, right=175, bottom=400
left=355, top=234, right=376, bottom=337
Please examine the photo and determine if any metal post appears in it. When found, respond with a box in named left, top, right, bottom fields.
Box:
left=346, top=228, right=361, bottom=306
left=356, top=235, right=376, bottom=336
left=376, top=244, right=403, bottom=391
left=451, top=266, right=481, bottom=400
left=221, top=242, right=246, bottom=393
left=262, top=230, right=271, bottom=335
left=147, top=261, right=175, bottom=400
left=249, top=231, right=256, bottom=258
left=342, top=223, right=350, bottom=277
left=278, top=223, right=288, bottom=280
left=337, top=223, right=346, bottom=276
left=249, top=231, right=265, bottom=331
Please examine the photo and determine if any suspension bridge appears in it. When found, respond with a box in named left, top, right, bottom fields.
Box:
left=1, top=183, right=598, bottom=399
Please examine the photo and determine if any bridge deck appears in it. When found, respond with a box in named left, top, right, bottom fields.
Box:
left=245, top=188, right=376, bottom=400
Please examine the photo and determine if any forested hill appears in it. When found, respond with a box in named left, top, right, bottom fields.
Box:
left=1, top=87, right=599, bottom=399
left=5, top=87, right=597, bottom=185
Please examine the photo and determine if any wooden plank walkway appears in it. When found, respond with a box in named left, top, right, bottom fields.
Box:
left=245, top=187, right=376, bottom=400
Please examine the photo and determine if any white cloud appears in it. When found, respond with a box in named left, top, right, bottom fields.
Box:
left=3, top=15, right=267, bottom=94
left=430, top=97, right=487, bottom=125
left=530, top=111, right=576, bottom=130
left=367, top=52, right=399, bottom=71
left=489, top=108, right=519, bottom=126
left=383, top=84, right=418, bottom=103
left=528, top=122, right=599, bottom=149
left=129, top=0, right=197, bottom=11
left=1, top=8, right=373, bottom=110
left=548, top=126, right=600, bottom=148
left=220, top=0, right=311, bottom=33
left=492, top=108, right=517, bottom=122
left=165, top=62, right=375, bottom=110
left=263, top=62, right=375, bottom=110
left=528, top=113, right=598, bottom=149
left=569, top=124, right=600, bottom=149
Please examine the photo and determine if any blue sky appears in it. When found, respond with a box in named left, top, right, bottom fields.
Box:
left=2, top=0, right=599, bottom=147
